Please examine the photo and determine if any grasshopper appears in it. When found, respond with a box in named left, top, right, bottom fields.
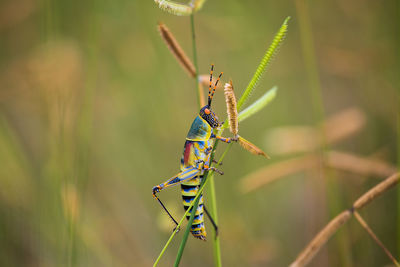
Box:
left=152, top=65, right=236, bottom=240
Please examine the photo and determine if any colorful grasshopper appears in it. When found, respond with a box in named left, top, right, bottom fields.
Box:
left=152, top=65, right=236, bottom=240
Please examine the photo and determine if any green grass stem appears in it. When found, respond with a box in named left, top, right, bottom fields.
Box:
left=190, top=14, right=201, bottom=108
left=295, top=1, right=352, bottom=266
left=207, top=174, right=222, bottom=267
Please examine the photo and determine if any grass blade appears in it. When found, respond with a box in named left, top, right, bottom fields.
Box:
left=238, top=86, right=277, bottom=123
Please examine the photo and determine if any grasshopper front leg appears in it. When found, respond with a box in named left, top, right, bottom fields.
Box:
left=211, top=133, right=238, bottom=144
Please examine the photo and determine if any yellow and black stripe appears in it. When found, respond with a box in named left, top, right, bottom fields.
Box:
left=181, top=176, right=207, bottom=240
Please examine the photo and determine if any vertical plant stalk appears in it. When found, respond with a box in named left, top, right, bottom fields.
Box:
left=173, top=13, right=223, bottom=267
left=398, top=109, right=400, bottom=257
left=191, top=10, right=222, bottom=266
left=208, top=174, right=222, bottom=267
left=174, top=180, right=203, bottom=266
left=190, top=14, right=202, bottom=108
left=294, top=1, right=352, bottom=266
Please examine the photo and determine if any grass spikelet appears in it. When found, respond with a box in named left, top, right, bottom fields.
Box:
left=238, top=136, right=269, bottom=158
left=353, top=172, right=400, bottom=210
left=289, top=210, right=352, bottom=267
left=158, top=22, right=196, bottom=77
left=154, top=0, right=193, bottom=16
left=354, top=212, right=400, bottom=267
left=237, top=17, right=290, bottom=110
left=224, top=81, right=238, bottom=136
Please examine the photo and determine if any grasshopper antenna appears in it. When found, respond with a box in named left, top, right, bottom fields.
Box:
left=208, top=64, right=214, bottom=106
left=208, top=71, right=223, bottom=106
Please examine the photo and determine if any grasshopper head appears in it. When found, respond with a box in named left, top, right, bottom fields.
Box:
left=200, top=105, right=220, bottom=128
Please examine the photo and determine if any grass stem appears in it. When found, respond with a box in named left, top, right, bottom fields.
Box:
left=190, top=14, right=201, bottom=108
left=294, top=1, right=352, bottom=266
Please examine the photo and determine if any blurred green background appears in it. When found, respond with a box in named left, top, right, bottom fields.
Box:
left=0, top=0, right=399, bottom=266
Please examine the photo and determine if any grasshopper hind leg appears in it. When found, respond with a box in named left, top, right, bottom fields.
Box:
left=204, top=205, right=219, bottom=237
left=152, top=167, right=201, bottom=231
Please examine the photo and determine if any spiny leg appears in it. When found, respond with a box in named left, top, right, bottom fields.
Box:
left=212, top=159, right=222, bottom=165
left=211, top=134, right=238, bottom=144
left=204, top=205, right=219, bottom=236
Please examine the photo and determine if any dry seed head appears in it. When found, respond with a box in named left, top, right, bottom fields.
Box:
left=154, top=0, right=193, bottom=16
left=238, top=136, right=269, bottom=158
left=224, top=81, right=238, bottom=136
left=353, top=172, right=400, bottom=210
left=158, top=22, right=196, bottom=77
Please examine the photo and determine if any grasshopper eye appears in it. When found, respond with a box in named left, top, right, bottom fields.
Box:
left=204, top=108, right=210, bottom=115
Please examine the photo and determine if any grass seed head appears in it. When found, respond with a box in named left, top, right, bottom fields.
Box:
left=158, top=22, right=196, bottom=77
left=224, top=80, right=238, bottom=136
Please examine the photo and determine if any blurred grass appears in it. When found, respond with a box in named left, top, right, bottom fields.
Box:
left=0, top=0, right=399, bottom=266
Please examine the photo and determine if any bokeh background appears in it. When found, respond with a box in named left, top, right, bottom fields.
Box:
left=0, top=0, right=399, bottom=266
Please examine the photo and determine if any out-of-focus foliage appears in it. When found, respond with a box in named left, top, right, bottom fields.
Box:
left=0, top=0, right=398, bottom=266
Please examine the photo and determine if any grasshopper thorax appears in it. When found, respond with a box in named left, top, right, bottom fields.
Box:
left=199, top=105, right=220, bottom=128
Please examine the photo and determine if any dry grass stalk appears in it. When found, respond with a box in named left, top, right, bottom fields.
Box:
left=353, top=172, right=400, bottom=209
left=240, top=151, right=396, bottom=194
left=354, top=212, right=400, bottom=267
left=326, top=151, right=397, bottom=177
left=224, top=81, right=238, bottom=136
left=240, top=155, right=319, bottom=193
left=158, top=22, right=196, bottom=78
left=324, top=107, right=366, bottom=145
left=290, top=173, right=400, bottom=266
left=265, top=108, right=365, bottom=155
left=197, top=82, right=205, bottom=107
left=238, top=136, right=269, bottom=159
left=289, top=210, right=352, bottom=267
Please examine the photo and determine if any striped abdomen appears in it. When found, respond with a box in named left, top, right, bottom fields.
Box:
left=181, top=176, right=206, bottom=240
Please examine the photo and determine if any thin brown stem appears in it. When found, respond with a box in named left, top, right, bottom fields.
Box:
left=354, top=212, right=400, bottom=267
left=290, top=173, right=400, bottom=267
